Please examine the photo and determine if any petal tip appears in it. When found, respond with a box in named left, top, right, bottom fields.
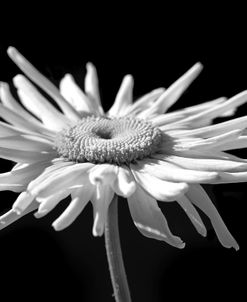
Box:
left=7, top=46, right=21, bottom=61
left=52, top=221, right=64, bottom=231
left=234, top=245, right=240, bottom=252
left=86, top=62, right=95, bottom=71
left=124, top=74, right=134, bottom=82
left=92, top=227, right=104, bottom=237
left=194, top=62, right=204, bottom=70
left=201, top=229, right=207, bottom=237
left=177, top=242, right=186, bottom=249
left=7, top=46, right=16, bottom=56
left=13, top=74, right=25, bottom=85
left=229, top=240, right=240, bottom=251
left=34, top=210, right=48, bottom=219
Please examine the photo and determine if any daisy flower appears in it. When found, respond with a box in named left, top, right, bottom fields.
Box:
left=0, top=47, right=243, bottom=253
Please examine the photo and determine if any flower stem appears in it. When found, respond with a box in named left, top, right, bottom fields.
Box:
left=104, top=194, right=132, bottom=302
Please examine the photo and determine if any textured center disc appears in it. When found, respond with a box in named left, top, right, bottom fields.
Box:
left=55, top=116, right=163, bottom=164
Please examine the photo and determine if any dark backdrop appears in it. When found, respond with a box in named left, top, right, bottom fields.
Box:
left=0, top=8, right=245, bottom=302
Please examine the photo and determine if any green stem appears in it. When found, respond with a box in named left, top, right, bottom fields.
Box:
left=104, top=194, right=132, bottom=302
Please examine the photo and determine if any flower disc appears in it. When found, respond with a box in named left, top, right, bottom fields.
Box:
left=55, top=116, right=163, bottom=164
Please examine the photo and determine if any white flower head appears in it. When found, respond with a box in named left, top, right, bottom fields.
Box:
left=0, top=47, right=244, bottom=250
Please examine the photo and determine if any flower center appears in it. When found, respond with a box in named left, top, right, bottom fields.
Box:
left=55, top=116, right=163, bottom=164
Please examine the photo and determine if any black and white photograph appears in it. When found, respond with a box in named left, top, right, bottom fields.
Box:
left=0, top=8, right=245, bottom=302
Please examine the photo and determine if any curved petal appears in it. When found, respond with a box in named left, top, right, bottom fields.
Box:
left=187, top=185, right=239, bottom=250
left=0, top=160, right=51, bottom=192
left=89, top=164, right=118, bottom=186
left=176, top=195, right=207, bottom=236
left=138, top=158, right=219, bottom=183
left=127, top=185, right=185, bottom=248
left=131, top=164, right=188, bottom=201
left=28, top=162, right=94, bottom=198
left=26, top=161, right=75, bottom=191
left=91, top=184, right=114, bottom=236
left=52, top=185, right=94, bottom=231
left=34, top=190, right=71, bottom=218
left=112, top=166, right=136, bottom=197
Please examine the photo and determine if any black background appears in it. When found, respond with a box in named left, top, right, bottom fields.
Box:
left=0, top=6, right=245, bottom=302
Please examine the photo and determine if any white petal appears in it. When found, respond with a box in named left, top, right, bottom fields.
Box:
left=52, top=185, right=94, bottom=231
left=112, top=166, right=136, bottom=197
left=59, top=74, right=95, bottom=113
left=84, top=62, right=104, bottom=115
left=174, top=115, right=247, bottom=138
left=0, top=121, right=24, bottom=137
left=27, top=161, right=75, bottom=191
left=0, top=160, right=51, bottom=191
left=127, top=185, right=185, bottom=248
left=138, top=158, right=219, bottom=183
left=125, top=88, right=165, bottom=116
left=176, top=130, right=242, bottom=151
left=0, top=201, right=39, bottom=230
left=91, top=185, right=114, bottom=236
left=216, top=171, right=247, bottom=183
left=163, top=131, right=242, bottom=153
left=0, top=135, right=53, bottom=151
left=0, top=147, right=56, bottom=163
left=176, top=97, right=227, bottom=115
left=108, top=75, right=134, bottom=117
left=179, top=90, right=247, bottom=125
left=29, top=162, right=94, bottom=198
left=7, top=47, right=80, bottom=121
left=131, top=164, right=188, bottom=201
left=138, top=63, right=203, bottom=117
left=187, top=185, right=239, bottom=250
left=154, top=154, right=247, bottom=172
left=210, top=135, right=247, bottom=151
left=12, top=191, right=35, bottom=214
left=14, top=75, right=70, bottom=131
left=150, top=112, right=186, bottom=127
left=166, top=97, right=228, bottom=128
left=0, top=103, right=55, bottom=137
left=176, top=195, right=207, bottom=236
left=89, top=164, right=118, bottom=186
left=0, top=81, right=42, bottom=125
left=34, top=190, right=71, bottom=218
left=0, top=184, right=25, bottom=192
